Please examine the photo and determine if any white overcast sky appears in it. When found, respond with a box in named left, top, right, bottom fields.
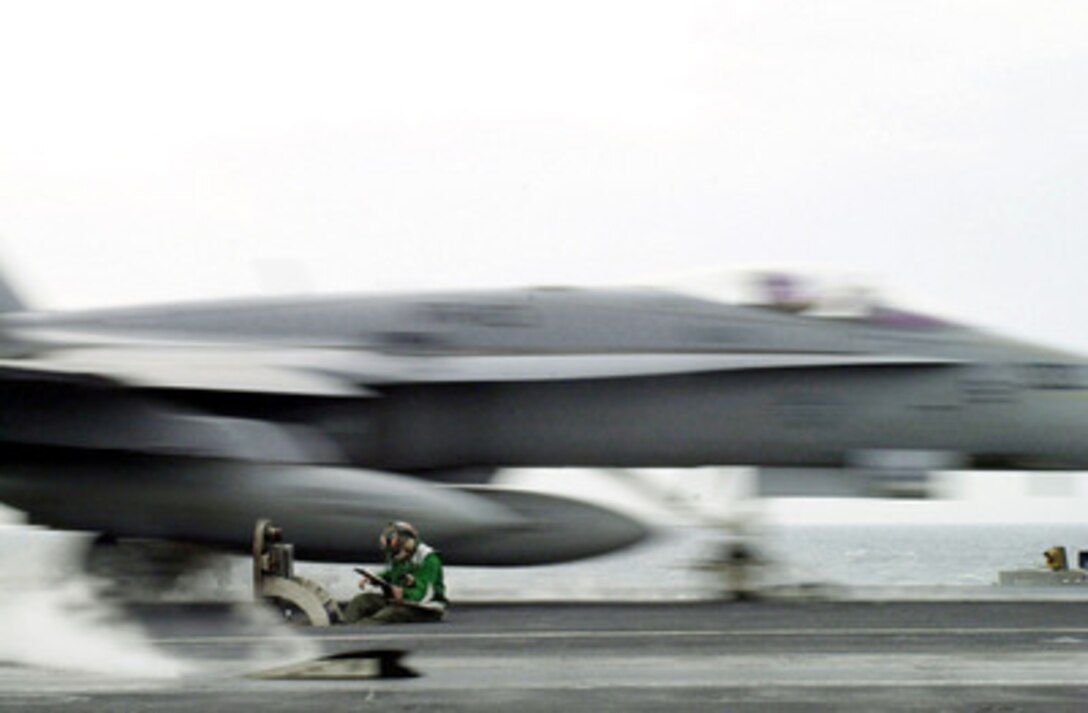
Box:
left=2, top=1, right=1087, bottom=351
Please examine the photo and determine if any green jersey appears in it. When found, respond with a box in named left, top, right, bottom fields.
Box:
left=379, top=543, right=448, bottom=610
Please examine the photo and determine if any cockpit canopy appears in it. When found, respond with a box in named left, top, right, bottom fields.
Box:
left=667, top=268, right=954, bottom=330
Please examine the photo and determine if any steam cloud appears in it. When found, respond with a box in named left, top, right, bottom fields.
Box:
left=0, top=527, right=186, bottom=678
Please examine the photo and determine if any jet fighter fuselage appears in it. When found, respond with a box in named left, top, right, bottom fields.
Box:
left=2, top=280, right=1086, bottom=563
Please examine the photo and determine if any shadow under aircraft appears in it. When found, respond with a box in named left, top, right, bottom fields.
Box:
left=2, top=268, right=1086, bottom=566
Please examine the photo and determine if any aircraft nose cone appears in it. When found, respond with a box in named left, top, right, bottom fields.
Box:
left=438, top=486, right=651, bottom=565
left=280, top=473, right=649, bottom=565
left=265, top=466, right=525, bottom=561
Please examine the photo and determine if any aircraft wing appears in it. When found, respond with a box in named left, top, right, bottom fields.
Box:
left=0, top=364, right=346, bottom=463
left=0, top=343, right=372, bottom=397
left=0, top=345, right=653, bottom=565
left=0, top=342, right=962, bottom=398
left=301, top=350, right=963, bottom=385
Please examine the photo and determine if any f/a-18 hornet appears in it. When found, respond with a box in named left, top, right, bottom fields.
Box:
left=1, top=269, right=1084, bottom=565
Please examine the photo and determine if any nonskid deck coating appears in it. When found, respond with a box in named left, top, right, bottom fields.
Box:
left=2, top=598, right=1087, bottom=712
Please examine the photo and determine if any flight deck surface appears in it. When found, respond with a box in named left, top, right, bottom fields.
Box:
left=3, top=598, right=1087, bottom=712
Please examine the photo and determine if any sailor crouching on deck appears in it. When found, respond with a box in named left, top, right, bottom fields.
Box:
left=343, top=521, right=448, bottom=624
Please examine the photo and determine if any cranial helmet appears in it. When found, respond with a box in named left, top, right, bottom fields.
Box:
left=380, top=520, right=419, bottom=560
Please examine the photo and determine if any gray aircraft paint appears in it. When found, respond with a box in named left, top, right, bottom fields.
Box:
left=2, top=275, right=1087, bottom=564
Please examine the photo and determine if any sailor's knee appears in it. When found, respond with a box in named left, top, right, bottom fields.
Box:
left=344, top=592, right=386, bottom=622
left=369, top=605, right=409, bottom=624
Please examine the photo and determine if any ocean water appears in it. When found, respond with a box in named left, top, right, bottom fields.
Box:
left=297, top=521, right=1088, bottom=603
left=759, top=523, right=1088, bottom=588
left=2, top=509, right=1086, bottom=604
left=429, top=467, right=1088, bottom=601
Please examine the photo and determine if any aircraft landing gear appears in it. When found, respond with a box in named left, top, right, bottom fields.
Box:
left=253, top=519, right=343, bottom=626
left=696, top=538, right=765, bottom=601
